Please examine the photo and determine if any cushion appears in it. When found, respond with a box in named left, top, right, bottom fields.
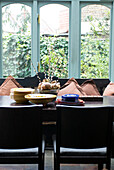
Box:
left=58, top=78, right=86, bottom=96
left=60, top=77, right=79, bottom=89
left=0, top=75, right=22, bottom=96
left=81, top=79, right=101, bottom=96
left=0, top=147, right=38, bottom=156
left=103, top=82, right=114, bottom=96
left=60, top=147, right=106, bottom=156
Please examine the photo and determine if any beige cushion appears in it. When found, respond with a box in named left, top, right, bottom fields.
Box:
left=81, top=79, right=101, bottom=96
left=103, top=82, right=114, bottom=96
left=0, top=75, right=22, bottom=96
left=58, top=78, right=86, bottom=96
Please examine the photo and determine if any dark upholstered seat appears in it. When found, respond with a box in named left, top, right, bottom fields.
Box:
left=0, top=106, right=45, bottom=169
left=53, top=105, right=113, bottom=170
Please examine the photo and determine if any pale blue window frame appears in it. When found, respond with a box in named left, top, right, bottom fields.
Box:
left=0, top=0, right=71, bottom=78
left=80, top=2, right=113, bottom=80
left=37, top=1, right=71, bottom=77
left=0, top=0, right=114, bottom=81
left=0, top=1, right=34, bottom=76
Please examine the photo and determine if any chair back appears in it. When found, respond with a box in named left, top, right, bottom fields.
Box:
left=56, top=106, right=113, bottom=149
left=0, top=106, right=42, bottom=149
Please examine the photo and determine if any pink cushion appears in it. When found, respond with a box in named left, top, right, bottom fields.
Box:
left=103, top=82, right=114, bottom=96
left=81, top=79, right=101, bottom=96
left=0, top=75, right=22, bottom=96
left=58, top=78, right=86, bottom=96
left=60, top=77, right=78, bottom=89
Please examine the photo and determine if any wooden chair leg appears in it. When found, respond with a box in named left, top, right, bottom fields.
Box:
left=54, top=158, right=56, bottom=170
left=106, top=161, right=111, bottom=170
left=39, top=157, right=44, bottom=170
left=56, top=157, right=60, bottom=170
left=39, top=164, right=41, bottom=170
left=54, top=159, right=60, bottom=170
left=98, top=163, right=103, bottom=170
left=56, top=164, right=60, bottom=170
left=42, top=160, right=44, bottom=170
left=54, top=154, right=56, bottom=170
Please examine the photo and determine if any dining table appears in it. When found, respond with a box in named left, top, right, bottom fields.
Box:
left=0, top=95, right=114, bottom=121
left=1, top=95, right=114, bottom=148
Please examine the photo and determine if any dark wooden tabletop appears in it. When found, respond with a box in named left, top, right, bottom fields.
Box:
left=1, top=95, right=114, bottom=107
left=0, top=96, right=114, bottom=121
left=0, top=96, right=56, bottom=121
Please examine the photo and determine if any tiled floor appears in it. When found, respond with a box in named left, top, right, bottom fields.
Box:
left=45, top=150, right=114, bottom=170
left=0, top=150, right=114, bottom=170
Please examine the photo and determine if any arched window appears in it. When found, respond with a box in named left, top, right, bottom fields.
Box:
left=2, top=3, right=31, bottom=78
left=39, top=3, right=69, bottom=78
left=0, top=0, right=114, bottom=81
left=81, top=4, right=110, bottom=78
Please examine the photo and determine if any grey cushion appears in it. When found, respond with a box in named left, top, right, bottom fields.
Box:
left=60, top=147, right=106, bottom=156
left=0, top=147, right=38, bottom=156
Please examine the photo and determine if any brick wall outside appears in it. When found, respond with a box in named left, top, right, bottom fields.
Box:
left=59, top=4, right=110, bottom=33
left=81, top=5, right=110, bottom=21
left=59, top=8, right=69, bottom=33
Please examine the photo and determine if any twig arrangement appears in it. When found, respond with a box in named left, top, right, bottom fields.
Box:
left=31, top=37, right=68, bottom=82
left=30, top=59, right=41, bottom=82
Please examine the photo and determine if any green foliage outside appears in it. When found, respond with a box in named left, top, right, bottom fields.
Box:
left=2, top=4, right=110, bottom=79
left=3, top=34, right=68, bottom=78
left=40, top=36, right=68, bottom=78
left=81, top=11, right=110, bottom=78
left=2, top=4, right=69, bottom=78
left=2, top=4, right=32, bottom=78
left=81, top=37, right=109, bottom=78
left=3, top=33, right=31, bottom=78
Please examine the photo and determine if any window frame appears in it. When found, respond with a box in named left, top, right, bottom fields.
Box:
left=80, top=2, right=112, bottom=79
left=0, top=0, right=114, bottom=81
left=37, top=1, right=71, bottom=77
left=0, top=1, right=33, bottom=76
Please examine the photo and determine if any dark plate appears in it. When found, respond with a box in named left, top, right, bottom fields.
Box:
left=79, top=96, right=103, bottom=101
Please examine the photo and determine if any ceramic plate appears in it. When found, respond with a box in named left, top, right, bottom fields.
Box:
left=25, top=94, right=57, bottom=104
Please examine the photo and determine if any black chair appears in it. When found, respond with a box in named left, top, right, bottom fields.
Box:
left=0, top=106, right=45, bottom=170
left=53, top=105, right=113, bottom=170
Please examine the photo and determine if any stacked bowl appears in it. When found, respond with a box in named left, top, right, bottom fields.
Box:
left=10, top=88, right=35, bottom=103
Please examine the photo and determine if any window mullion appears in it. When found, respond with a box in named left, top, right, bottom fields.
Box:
left=32, top=0, right=38, bottom=76
left=37, top=2, right=40, bottom=71
left=70, top=0, right=80, bottom=78
left=110, top=2, right=114, bottom=81
left=0, top=2, right=2, bottom=77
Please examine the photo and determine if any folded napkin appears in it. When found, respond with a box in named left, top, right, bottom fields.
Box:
left=81, top=79, right=101, bottom=96
left=58, top=77, right=86, bottom=96
left=103, top=82, right=114, bottom=96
